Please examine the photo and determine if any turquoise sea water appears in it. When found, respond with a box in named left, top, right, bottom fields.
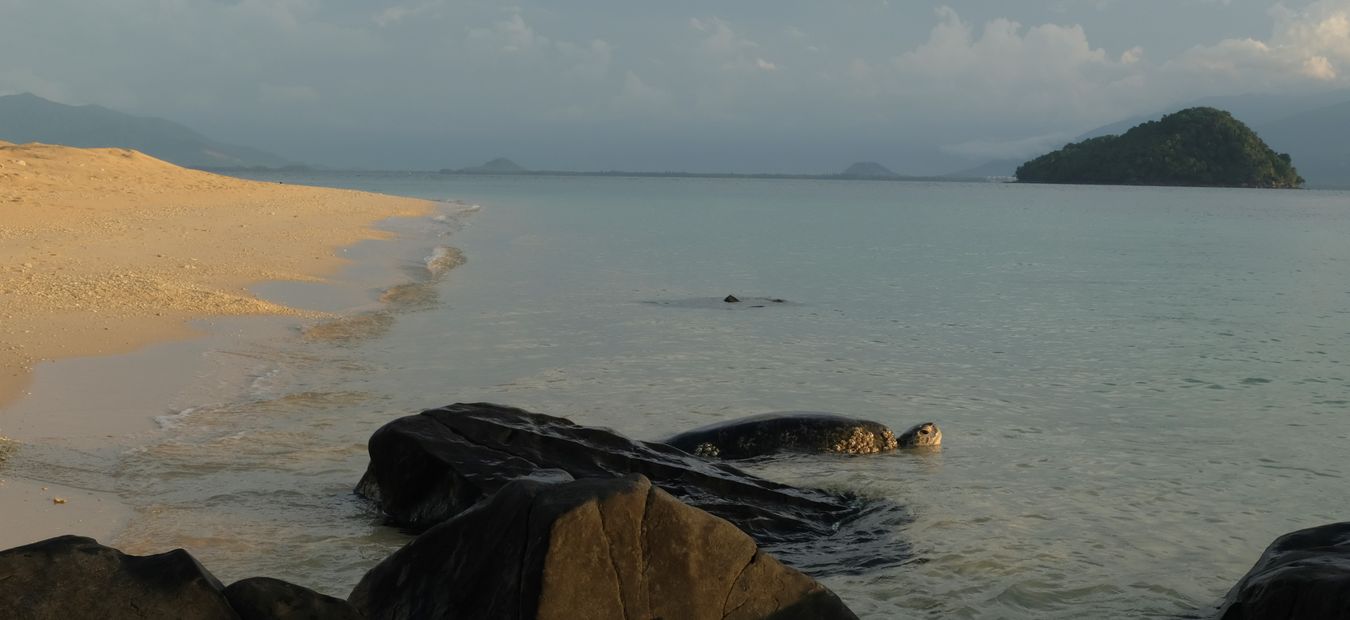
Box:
left=70, top=174, right=1350, bottom=617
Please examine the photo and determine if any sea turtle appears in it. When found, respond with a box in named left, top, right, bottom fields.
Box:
left=663, top=412, right=941, bottom=459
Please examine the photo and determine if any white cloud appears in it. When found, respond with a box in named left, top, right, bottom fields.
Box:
left=468, top=11, right=548, bottom=54
left=856, top=7, right=1148, bottom=128
left=690, top=16, right=779, bottom=73
left=1168, top=0, right=1350, bottom=87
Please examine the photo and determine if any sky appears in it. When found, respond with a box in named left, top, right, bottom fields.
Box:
left=3, top=0, right=1350, bottom=173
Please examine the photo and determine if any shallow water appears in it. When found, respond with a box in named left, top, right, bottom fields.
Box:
left=59, top=174, right=1350, bottom=617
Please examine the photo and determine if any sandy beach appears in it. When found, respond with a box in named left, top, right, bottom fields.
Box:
left=0, top=142, right=439, bottom=548
left=0, top=141, right=437, bottom=409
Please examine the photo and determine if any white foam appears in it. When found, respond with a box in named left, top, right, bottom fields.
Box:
left=424, top=245, right=465, bottom=277
left=154, top=406, right=202, bottom=430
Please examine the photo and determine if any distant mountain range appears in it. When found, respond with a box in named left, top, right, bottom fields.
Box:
left=0, top=93, right=289, bottom=169
left=455, top=157, right=529, bottom=174
left=440, top=158, right=954, bottom=182
left=953, top=90, right=1350, bottom=187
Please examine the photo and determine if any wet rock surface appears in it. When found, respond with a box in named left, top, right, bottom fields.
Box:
left=664, top=411, right=903, bottom=459
left=1215, top=521, right=1350, bottom=620
left=224, top=577, right=362, bottom=620
left=0, top=535, right=238, bottom=620
left=355, top=402, right=907, bottom=573
left=350, top=474, right=859, bottom=620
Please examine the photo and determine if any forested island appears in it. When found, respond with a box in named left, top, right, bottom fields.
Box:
left=1016, top=107, right=1303, bottom=188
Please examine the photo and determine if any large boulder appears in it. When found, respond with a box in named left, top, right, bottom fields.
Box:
left=349, top=474, right=858, bottom=620
left=224, top=577, right=362, bottom=620
left=0, top=535, right=238, bottom=620
left=354, top=403, right=904, bottom=571
left=1215, top=522, right=1350, bottom=619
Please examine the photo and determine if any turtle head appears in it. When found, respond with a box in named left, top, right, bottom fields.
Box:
left=897, top=422, right=942, bottom=448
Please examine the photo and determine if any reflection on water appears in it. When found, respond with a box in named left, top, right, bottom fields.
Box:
left=101, top=175, right=1350, bottom=617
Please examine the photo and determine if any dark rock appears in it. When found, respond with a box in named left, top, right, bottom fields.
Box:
left=665, top=412, right=905, bottom=459
left=225, top=577, right=362, bottom=620
left=0, top=535, right=237, bottom=620
left=642, top=297, right=794, bottom=310
left=349, top=474, right=858, bottom=620
left=723, top=294, right=740, bottom=303
left=1215, top=521, right=1350, bottom=619
left=355, top=403, right=905, bottom=573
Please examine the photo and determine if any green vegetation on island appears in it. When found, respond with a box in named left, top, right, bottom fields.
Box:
left=1016, top=107, right=1303, bottom=188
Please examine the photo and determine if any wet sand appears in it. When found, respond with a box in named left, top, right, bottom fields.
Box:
left=0, top=142, right=440, bottom=549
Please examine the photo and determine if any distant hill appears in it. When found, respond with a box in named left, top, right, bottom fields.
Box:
left=1016, top=107, right=1302, bottom=188
left=943, top=158, right=1021, bottom=180
left=454, top=157, right=528, bottom=174
left=0, top=93, right=289, bottom=169
left=838, top=161, right=898, bottom=179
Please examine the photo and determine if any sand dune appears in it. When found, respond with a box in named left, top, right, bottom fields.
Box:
left=0, top=143, right=437, bottom=407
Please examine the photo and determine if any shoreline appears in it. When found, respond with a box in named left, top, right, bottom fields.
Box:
left=0, top=142, right=440, bottom=410
left=0, top=142, right=451, bottom=550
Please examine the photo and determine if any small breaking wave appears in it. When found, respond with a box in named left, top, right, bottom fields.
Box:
left=154, top=406, right=204, bottom=430
left=424, top=245, right=465, bottom=278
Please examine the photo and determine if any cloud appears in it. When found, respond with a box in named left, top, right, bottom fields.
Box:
left=1168, top=0, right=1350, bottom=86
left=468, top=11, right=548, bottom=55
left=852, top=7, right=1149, bottom=129
left=690, top=16, right=779, bottom=73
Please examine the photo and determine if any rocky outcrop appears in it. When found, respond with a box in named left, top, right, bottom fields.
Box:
left=0, top=535, right=238, bottom=620
left=664, top=412, right=903, bottom=459
left=224, top=577, right=362, bottom=620
left=1215, top=521, right=1350, bottom=619
left=350, top=474, right=858, bottom=620
left=0, top=536, right=366, bottom=620
left=355, top=403, right=905, bottom=573
left=356, top=403, right=867, bottom=537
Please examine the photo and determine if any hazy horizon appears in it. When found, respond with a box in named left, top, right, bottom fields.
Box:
left=6, top=1, right=1350, bottom=173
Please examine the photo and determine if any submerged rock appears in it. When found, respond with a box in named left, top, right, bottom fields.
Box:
left=664, top=412, right=914, bottom=459
left=0, top=535, right=236, bottom=620
left=225, top=577, right=362, bottom=620
left=355, top=403, right=905, bottom=572
left=643, top=296, right=794, bottom=309
left=350, top=474, right=858, bottom=620
left=1215, top=521, right=1350, bottom=619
